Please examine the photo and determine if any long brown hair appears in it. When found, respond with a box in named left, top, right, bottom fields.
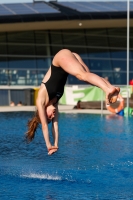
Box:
left=25, top=110, right=41, bottom=142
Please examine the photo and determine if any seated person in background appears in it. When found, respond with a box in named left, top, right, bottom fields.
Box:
left=73, top=100, right=81, bottom=109
left=17, top=101, right=23, bottom=106
left=10, top=101, right=15, bottom=106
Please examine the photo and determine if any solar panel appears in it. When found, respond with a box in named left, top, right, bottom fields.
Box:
left=76, top=2, right=114, bottom=12
left=59, top=1, right=133, bottom=12
left=26, top=3, right=60, bottom=14
left=86, top=2, right=117, bottom=12
left=0, top=4, right=15, bottom=16
left=127, top=1, right=133, bottom=10
left=0, top=2, right=60, bottom=16
left=101, top=2, right=127, bottom=11
left=5, top=3, right=35, bottom=15
left=93, top=1, right=133, bottom=12
left=0, top=1, right=133, bottom=17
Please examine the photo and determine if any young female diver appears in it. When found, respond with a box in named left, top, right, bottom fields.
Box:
left=26, top=49, right=120, bottom=155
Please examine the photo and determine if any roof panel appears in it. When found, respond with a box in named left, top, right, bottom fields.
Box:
left=0, top=0, right=133, bottom=17
left=58, top=1, right=106, bottom=12
left=0, top=12, right=12, bottom=16
left=76, top=2, right=112, bottom=12
left=86, top=2, right=118, bottom=12
left=0, top=2, right=60, bottom=16
left=0, top=4, right=15, bottom=15
left=26, top=3, right=60, bottom=14
left=128, top=2, right=133, bottom=9
left=101, top=2, right=127, bottom=11
left=60, top=2, right=94, bottom=11
left=59, top=1, right=133, bottom=12
left=3, top=3, right=35, bottom=15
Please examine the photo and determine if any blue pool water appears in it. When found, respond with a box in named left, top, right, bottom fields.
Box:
left=0, top=112, right=133, bottom=200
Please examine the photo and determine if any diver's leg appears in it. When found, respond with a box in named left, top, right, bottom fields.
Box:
left=54, top=49, right=120, bottom=104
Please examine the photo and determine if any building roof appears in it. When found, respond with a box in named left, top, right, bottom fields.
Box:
left=0, top=1, right=133, bottom=23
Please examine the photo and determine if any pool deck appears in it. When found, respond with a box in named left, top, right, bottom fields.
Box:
left=0, top=105, right=110, bottom=114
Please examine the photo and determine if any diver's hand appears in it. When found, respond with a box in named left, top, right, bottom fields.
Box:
left=48, top=146, right=58, bottom=155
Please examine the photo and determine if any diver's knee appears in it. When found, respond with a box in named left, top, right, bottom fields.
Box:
left=76, top=73, right=86, bottom=81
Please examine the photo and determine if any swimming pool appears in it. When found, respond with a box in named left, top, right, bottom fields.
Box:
left=0, top=112, right=133, bottom=200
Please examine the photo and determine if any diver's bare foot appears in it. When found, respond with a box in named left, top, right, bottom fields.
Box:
left=106, top=87, right=120, bottom=105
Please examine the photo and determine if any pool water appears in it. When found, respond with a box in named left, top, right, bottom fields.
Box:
left=0, top=112, right=133, bottom=200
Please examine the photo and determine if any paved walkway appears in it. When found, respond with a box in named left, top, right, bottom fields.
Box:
left=0, top=105, right=110, bottom=114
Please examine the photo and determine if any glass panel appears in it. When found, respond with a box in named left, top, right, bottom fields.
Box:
left=8, top=57, right=36, bottom=69
left=0, top=28, right=133, bottom=86
left=8, top=69, right=44, bottom=86
left=0, top=57, right=8, bottom=69
left=62, top=30, right=88, bottom=58
left=0, top=33, right=7, bottom=55
left=0, top=45, right=7, bottom=55
left=37, top=70, right=46, bottom=85
left=129, top=51, right=133, bottom=73
left=86, top=29, right=110, bottom=75
left=29, top=70, right=38, bottom=86
left=35, top=46, right=47, bottom=56
left=112, top=71, right=126, bottom=85
left=49, top=30, right=63, bottom=55
left=0, top=32, right=6, bottom=42
left=0, top=69, right=9, bottom=85
left=100, top=71, right=114, bottom=84
left=111, top=60, right=126, bottom=85
left=129, top=60, right=133, bottom=81
left=35, top=30, right=49, bottom=44
left=63, top=30, right=86, bottom=46
left=110, top=50, right=126, bottom=59
left=128, top=27, right=133, bottom=74
left=107, top=28, right=127, bottom=36
left=7, top=31, right=35, bottom=43
left=88, top=49, right=111, bottom=73
left=68, top=75, right=86, bottom=85
left=10, top=69, right=47, bottom=86
left=110, top=50, right=127, bottom=83
left=35, top=31, right=51, bottom=68
left=36, top=58, right=50, bottom=70
left=50, top=30, right=63, bottom=45
left=80, top=57, right=89, bottom=70
left=8, top=69, right=36, bottom=86
left=108, top=28, right=127, bottom=49
left=8, top=45, right=35, bottom=55
left=86, top=29, right=108, bottom=47
left=130, top=28, right=133, bottom=46
left=9, top=69, right=18, bottom=85
left=8, top=69, right=26, bottom=85
left=50, top=46, right=63, bottom=56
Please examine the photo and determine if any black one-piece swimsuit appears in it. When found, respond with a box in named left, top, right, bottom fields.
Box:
left=41, top=64, right=68, bottom=102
